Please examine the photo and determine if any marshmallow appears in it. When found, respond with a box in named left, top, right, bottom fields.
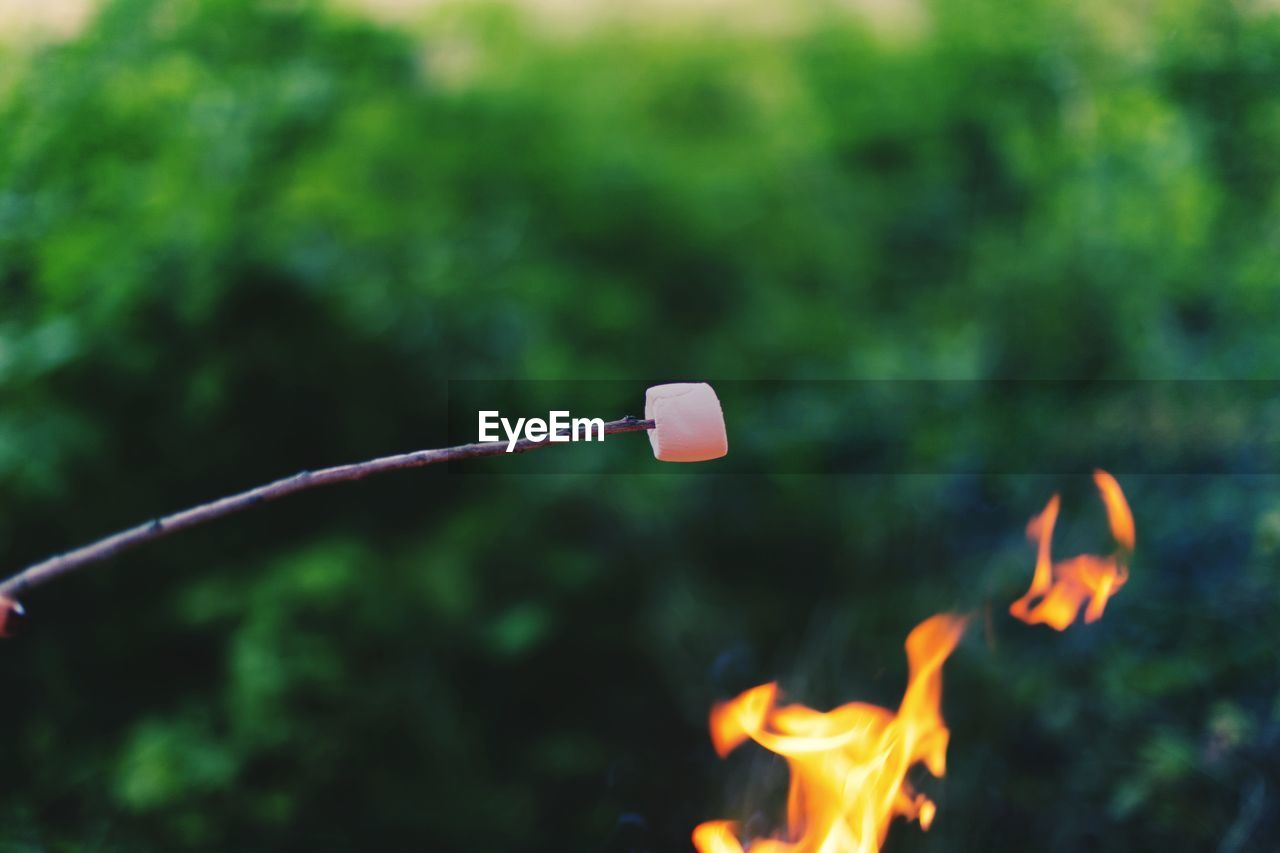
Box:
left=645, top=383, right=728, bottom=463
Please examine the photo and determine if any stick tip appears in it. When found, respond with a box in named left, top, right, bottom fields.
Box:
left=0, top=596, right=26, bottom=638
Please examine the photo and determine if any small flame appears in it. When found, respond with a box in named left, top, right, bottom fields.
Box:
left=693, top=613, right=969, bottom=853
left=1008, top=469, right=1134, bottom=631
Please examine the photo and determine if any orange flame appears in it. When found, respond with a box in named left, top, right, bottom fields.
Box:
left=693, top=613, right=968, bottom=853
left=1008, top=469, right=1134, bottom=631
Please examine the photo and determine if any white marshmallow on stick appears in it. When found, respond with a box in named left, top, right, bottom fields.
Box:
left=0, top=383, right=731, bottom=621
left=644, top=383, right=729, bottom=462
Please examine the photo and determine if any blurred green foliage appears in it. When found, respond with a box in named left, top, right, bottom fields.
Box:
left=2, top=0, right=1280, bottom=850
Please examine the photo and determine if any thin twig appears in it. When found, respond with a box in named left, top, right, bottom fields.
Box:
left=0, top=416, right=654, bottom=601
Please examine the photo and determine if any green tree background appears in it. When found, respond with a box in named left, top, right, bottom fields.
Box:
left=2, top=0, right=1280, bottom=850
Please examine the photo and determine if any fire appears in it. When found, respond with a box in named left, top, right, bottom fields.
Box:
left=693, top=470, right=1133, bottom=852
left=1008, top=469, right=1134, bottom=631
left=692, top=613, right=969, bottom=853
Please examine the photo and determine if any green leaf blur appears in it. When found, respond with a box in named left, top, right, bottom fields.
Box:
left=2, top=0, right=1280, bottom=850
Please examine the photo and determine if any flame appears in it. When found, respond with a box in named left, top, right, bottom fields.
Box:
left=693, top=613, right=968, bottom=853
left=693, top=469, right=1133, bottom=851
left=1008, top=469, right=1134, bottom=631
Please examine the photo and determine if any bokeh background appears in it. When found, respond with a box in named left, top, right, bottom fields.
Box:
left=3, top=0, right=1280, bottom=849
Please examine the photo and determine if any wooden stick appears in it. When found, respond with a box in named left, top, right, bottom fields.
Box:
left=0, top=416, right=655, bottom=601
